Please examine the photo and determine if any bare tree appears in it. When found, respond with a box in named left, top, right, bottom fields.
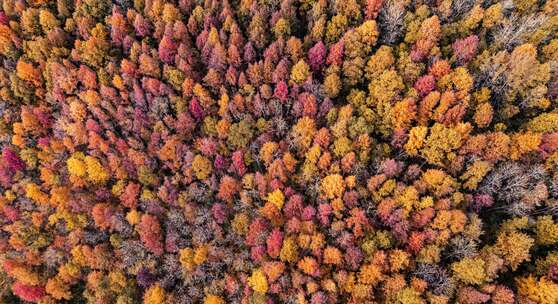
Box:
left=478, top=51, right=510, bottom=99
left=449, top=0, right=475, bottom=21
left=378, top=0, right=405, bottom=45
left=492, top=13, right=549, bottom=51
left=479, top=162, right=547, bottom=216
left=414, top=264, right=455, bottom=296
left=446, top=236, right=478, bottom=260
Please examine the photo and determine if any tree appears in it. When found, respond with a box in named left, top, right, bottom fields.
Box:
left=473, top=103, right=493, bottom=128
left=452, top=35, right=479, bottom=64
left=420, top=123, right=467, bottom=167
left=290, top=59, right=311, bottom=84
left=526, top=113, right=558, bottom=133
left=516, top=276, right=558, bottom=304
left=2, top=147, right=25, bottom=172
left=358, top=263, right=383, bottom=286
left=451, top=257, right=487, bottom=285
left=266, top=228, right=283, bottom=259
left=320, top=174, right=345, bottom=199
left=75, top=23, right=110, bottom=68
left=323, top=246, right=342, bottom=265
left=510, top=132, right=541, bottom=160
left=192, top=155, right=212, bottom=180
left=494, top=231, right=534, bottom=270
left=137, top=214, right=164, bottom=256
left=411, top=16, right=441, bottom=61
left=365, top=0, right=383, bottom=20
left=85, top=156, right=110, bottom=184
left=456, top=287, right=490, bottom=304
left=492, top=285, right=515, bottom=304
left=227, top=119, right=253, bottom=149
left=365, top=45, right=394, bottom=81
left=16, top=60, right=42, bottom=87
left=506, top=44, right=551, bottom=110
left=298, top=256, right=319, bottom=276
left=45, top=277, right=72, bottom=300
left=204, top=295, right=225, bottom=304
left=12, top=282, right=45, bottom=303
left=461, top=160, right=492, bottom=191
left=280, top=237, right=299, bottom=263
left=143, top=283, right=165, bottom=304
left=158, top=33, right=177, bottom=64
left=323, top=73, right=342, bottom=98
left=92, top=203, right=115, bottom=230
left=535, top=216, right=558, bottom=245
left=326, top=14, right=348, bottom=44
left=77, top=0, right=111, bottom=20
left=307, top=41, right=326, bottom=72
left=217, top=175, right=239, bottom=203
left=266, top=189, right=285, bottom=210
left=248, top=268, right=268, bottom=294
left=248, top=13, right=269, bottom=49
left=291, top=116, right=316, bottom=151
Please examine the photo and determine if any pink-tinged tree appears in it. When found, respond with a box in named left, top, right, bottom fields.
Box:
left=211, top=203, right=228, bottom=224
left=379, top=158, right=401, bottom=178
left=318, top=203, right=332, bottom=226
left=2, top=204, right=19, bottom=222
left=308, top=41, right=326, bottom=72
left=0, top=12, right=7, bottom=25
left=245, top=217, right=269, bottom=247
left=2, top=147, right=25, bottom=172
left=266, top=228, right=283, bottom=259
left=217, top=175, right=239, bottom=203
left=231, top=150, right=247, bottom=176
left=159, top=33, right=178, bottom=64
left=347, top=208, right=370, bottom=238
left=12, top=282, right=45, bottom=303
left=274, top=80, right=289, bottom=102
left=326, top=40, right=344, bottom=66
left=453, top=35, right=479, bottom=64
left=137, top=214, right=164, bottom=256
left=365, top=0, right=383, bottom=20
left=457, top=287, right=490, bottom=304
left=92, top=203, right=116, bottom=230
left=189, top=97, right=204, bottom=120
left=540, top=133, right=558, bottom=157
left=109, top=7, right=127, bottom=46
left=120, top=182, right=140, bottom=208
left=414, top=74, right=436, bottom=97
left=251, top=245, right=266, bottom=262
left=133, top=14, right=151, bottom=37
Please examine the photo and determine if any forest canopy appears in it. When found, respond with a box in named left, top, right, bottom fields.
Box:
left=0, top=0, right=557, bottom=303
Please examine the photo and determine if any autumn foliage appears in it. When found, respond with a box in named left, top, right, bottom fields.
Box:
left=0, top=0, right=557, bottom=303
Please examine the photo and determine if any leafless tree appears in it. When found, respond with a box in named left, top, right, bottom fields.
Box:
left=159, top=254, right=182, bottom=289
left=492, top=13, right=549, bottom=50
left=478, top=51, right=510, bottom=99
left=480, top=162, right=547, bottom=216
left=118, top=240, right=148, bottom=269
left=446, top=236, right=478, bottom=260
left=378, top=0, right=405, bottom=45
left=449, top=0, right=475, bottom=20
left=414, top=264, right=455, bottom=296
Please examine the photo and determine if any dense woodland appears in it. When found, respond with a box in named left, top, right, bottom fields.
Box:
left=0, top=0, right=557, bottom=303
